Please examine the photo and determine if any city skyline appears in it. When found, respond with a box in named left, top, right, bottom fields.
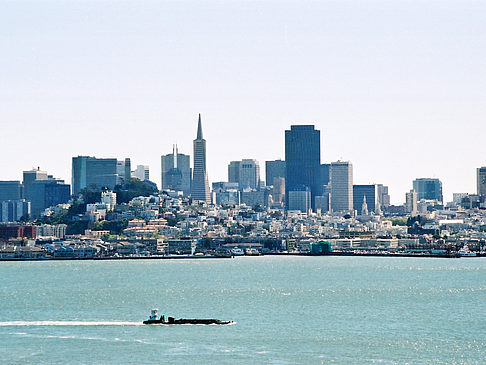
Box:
left=2, top=1, right=486, bottom=204
left=0, top=118, right=484, bottom=205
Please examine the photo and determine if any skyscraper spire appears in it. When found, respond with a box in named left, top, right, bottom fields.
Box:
left=196, top=113, right=203, bottom=140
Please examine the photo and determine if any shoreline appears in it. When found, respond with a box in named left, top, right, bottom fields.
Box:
left=1, top=252, right=484, bottom=261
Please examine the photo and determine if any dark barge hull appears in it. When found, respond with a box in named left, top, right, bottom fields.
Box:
left=143, top=318, right=233, bottom=325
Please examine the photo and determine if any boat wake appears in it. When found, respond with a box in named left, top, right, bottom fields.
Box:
left=0, top=321, right=142, bottom=327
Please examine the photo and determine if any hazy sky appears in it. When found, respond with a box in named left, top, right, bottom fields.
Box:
left=1, top=0, right=485, bottom=204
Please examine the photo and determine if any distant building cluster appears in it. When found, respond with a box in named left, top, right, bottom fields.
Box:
left=1, top=115, right=486, bottom=259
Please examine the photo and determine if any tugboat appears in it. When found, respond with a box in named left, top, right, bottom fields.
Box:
left=143, top=309, right=234, bottom=325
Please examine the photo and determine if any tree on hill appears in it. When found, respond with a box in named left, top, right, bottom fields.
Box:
left=114, top=178, right=158, bottom=204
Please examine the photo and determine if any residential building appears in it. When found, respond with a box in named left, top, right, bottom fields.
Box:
left=101, top=191, right=117, bottom=211
left=36, top=224, right=67, bottom=239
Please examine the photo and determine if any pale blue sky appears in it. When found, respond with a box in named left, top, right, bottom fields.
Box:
left=1, top=0, right=485, bottom=203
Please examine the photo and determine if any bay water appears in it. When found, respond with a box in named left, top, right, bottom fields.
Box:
left=0, top=256, right=484, bottom=364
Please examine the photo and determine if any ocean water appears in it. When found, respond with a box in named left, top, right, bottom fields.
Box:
left=0, top=256, right=484, bottom=364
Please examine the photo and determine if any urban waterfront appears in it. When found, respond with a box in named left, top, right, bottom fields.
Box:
left=1, top=256, right=484, bottom=364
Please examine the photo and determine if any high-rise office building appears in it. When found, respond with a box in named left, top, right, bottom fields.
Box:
left=319, top=164, right=330, bottom=187
left=228, top=159, right=260, bottom=190
left=23, top=168, right=70, bottom=217
left=228, top=161, right=241, bottom=184
left=315, top=194, right=331, bottom=213
left=191, top=114, right=210, bottom=202
left=353, top=184, right=378, bottom=214
left=272, top=177, right=285, bottom=206
left=265, top=160, right=286, bottom=187
left=285, top=125, right=321, bottom=210
left=405, top=189, right=418, bottom=215
left=23, top=169, right=48, bottom=198
left=288, top=186, right=312, bottom=213
left=0, top=181, right=23, bottom=201
left=412, top=178, right=443, bottom=202
left=377, top=184, right=391, bottom=208
left=115, top=158, right=131, bottom=184
left=72, top=156, right=118, bottom=195
left=132, top=165, right=150, bottom=181
left=239, top=159, right=260, bottom=190
left=330, top=161, right=353, bottom=212
left=1, top=200, right=30, bottom=222
left=477, top=167, right=486, bottom=197
left=161, top=145, right=191, bottom=195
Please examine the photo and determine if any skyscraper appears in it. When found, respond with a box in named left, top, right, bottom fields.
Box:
left=412, top=178, right=443, bottom=202
left=228, top=161, right=241, bottom=184
left=191, top=114, right=210, bottom=202
left=0, top=181, right=23, bottom=201
left=319, top=164, right=331, bottom=187
left=376, top=184, right=391, bottom=208
left=405, top=189, right=418, bottom=215
left=161, top=145, right=191, bottom=195
left=477, top=167, right=486, bottom=197
left=330, top=161, right=353, bottom=212
left=265, top=160, right=286, bottom=187
left=72, top=156, right=118, bottom=195
left=0, top=181, right=28, bottom=222
left=23, top=168, right=70, bottom=217
left=288, top=186, right=311, bottom=213
left=285, top=125, right=321, bottom=210
left=353, top=184, right=378, bottom=214
left=228, top=159, right=260, bottom=190
left=0, top=200, right=30, bottom=222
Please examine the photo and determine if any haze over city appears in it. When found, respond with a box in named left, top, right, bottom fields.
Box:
left=2, top=1, right=485, bottom=204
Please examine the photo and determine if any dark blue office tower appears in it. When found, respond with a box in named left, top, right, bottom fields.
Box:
left=285, top=125, right=321, bottom=210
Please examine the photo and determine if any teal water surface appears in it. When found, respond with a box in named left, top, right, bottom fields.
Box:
left=0, top=256, right=485, bottom=364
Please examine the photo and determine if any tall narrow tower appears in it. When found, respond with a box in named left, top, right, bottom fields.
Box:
left=191, top=114, right=211, bottom=202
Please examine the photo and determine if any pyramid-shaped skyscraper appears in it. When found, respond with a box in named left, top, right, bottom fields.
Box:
left=191, top=114, right=211, bottom=202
